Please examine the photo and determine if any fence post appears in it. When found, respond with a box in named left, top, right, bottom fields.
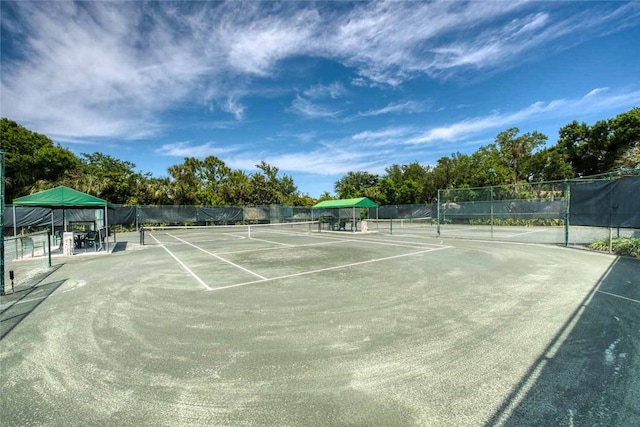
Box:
left=490, top=185, right=494, bottom=238
left=564, top=179, right=569, bottom=247
left=436, top=189, right=441, bottom=236
left=47, top=231, right=52, bottom=267
left=0, top=150, right=4, bottom=296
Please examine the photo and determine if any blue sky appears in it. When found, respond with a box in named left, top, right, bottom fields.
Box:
left=2, top=1, right=639, bottom=198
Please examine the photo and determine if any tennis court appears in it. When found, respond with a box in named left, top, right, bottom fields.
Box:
left=1, top=223, right=638, bottom=426
left=370, top=219, right=638, bottom=246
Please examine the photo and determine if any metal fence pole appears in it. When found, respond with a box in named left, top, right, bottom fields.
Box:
left=47, top=231, right=52, bottom=267
left=1, top=150, right=4, bottom=295
left=490, top=185, right=494, bottom=238
left=436, top=189, right=441, bottom=236
left=564, top=179, right=569, bottom=247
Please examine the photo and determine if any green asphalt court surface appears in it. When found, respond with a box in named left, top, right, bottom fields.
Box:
left=1, top=228, right=639, bottom=426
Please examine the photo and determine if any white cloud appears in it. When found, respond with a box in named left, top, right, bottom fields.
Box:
left=220, top=97, right=246, bottom=121
left=152, top=87, right=640, bottom=179
left=584, top=87, right=609, bottom=98
left=303, top=82, right=347, bottom=99
left=155, top=141, right=241, bottom=158
left=225, top=146, right=393, bottom=176
left=289, top=96, right=342, bottom=119
left=2, top=0, right=638, bottom=141
left=358, top=101, right=426, bottom=117
left=406, top=88, right=640, bottom=145
left=351, top=127, right=415, bottom=143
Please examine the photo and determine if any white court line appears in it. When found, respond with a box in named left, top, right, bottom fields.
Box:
left=167, top=233, right=267, bottom=280
left=439, top=227, right=479, bottom=233
left=227, top=231, right=443, bottom=253
left=208, top=246, right=452, bottom=291
left=504, top=229, right=548, bottom=238
left=247, top=236, right=294, bottom=247
left=597, top=290, right=640, bottom=304
left=148, top=233, right=213, bottom=291
left=220, top=239, right=353, bottom=255
left=311, top=233, right=445, bottom=249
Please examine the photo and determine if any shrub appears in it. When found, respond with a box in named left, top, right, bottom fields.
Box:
left=589, top=237, right=640, bottom=258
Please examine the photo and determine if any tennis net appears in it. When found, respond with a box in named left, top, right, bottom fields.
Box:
left=365, top=217, right=434, bottom=234
left=141, top=221, right=320, bottom=244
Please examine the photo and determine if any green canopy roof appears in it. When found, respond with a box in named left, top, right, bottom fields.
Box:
left=312, top=197, right=378, bottom=209
left=13, top=186, right=113, bottom=209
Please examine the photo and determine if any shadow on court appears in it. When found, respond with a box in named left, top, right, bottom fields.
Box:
left=486, top=256, right=640, bottom=427
left=0, top=267, right=66, bottom=341
left=110, top=241, right=128, bottom=253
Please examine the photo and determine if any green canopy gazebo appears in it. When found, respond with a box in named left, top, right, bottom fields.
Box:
left=312, top=197, right=378, bottom=231
left=12, top=186, right=114, bottom=251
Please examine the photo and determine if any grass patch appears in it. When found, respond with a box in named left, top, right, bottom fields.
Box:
left=589, top=237, right=640, bottom=258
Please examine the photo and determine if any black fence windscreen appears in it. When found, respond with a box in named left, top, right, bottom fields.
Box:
left=570, top=177, right=640, bottom=228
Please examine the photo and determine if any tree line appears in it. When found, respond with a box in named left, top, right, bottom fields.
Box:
left=334, top=107, right=639, bottom=204
left=2, top=107, right=639, bottom=206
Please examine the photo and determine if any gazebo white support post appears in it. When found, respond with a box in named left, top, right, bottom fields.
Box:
left=352, top=206, right=356, bottom=232
left=13, top=205, right=17, bottom=236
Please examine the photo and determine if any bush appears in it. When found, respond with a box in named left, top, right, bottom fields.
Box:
left=468, top=218, right=563, bottom=227
left=589, top=237, right=640, bottom=258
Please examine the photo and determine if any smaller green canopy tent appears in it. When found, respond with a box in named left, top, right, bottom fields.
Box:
left=312, top=197, right=378, bottom=209
left=312, top=197, right=378, bottom=231
left=12, top=186, right=113, bottom=251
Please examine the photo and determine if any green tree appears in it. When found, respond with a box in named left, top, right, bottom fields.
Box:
left=526, top=147, right=574, bottom=182
left=610, top=107, right=640, bottom=170
left=468, top=144, right=510, bottom=187
left=1, top=118, right=79, bottom=200
left=65, top=152, right=140, bottom=204
left=316, top=192, right=334, bottom=202
left=378, top=162, right=430, bottom=204
left=334, top=171, right=379, bottom=199
left=248, top=161, right=298, bottom=205
left=495, top=127, right=547, bottom=185
left=196, top=156, right=231, bottom=205
left=219, top=170, right=252, bottom=206
left=133, top=176, right=173, bottom=205
left=167, top=157, right=204, bottom=205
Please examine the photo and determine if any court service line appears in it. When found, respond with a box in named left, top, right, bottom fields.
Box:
left=208, top=246, right=452, bottom=291
left=220, top=239, right=353, bottom=255
left=167, top=233, right=268, bottom=280
left=308, top=233, right=445, bottom=250
left=247, top=236, right=294, bottom=247
left=504, top=229, right=548, bottom=238
left=597, top=290, right=640, bottom=304
left=148, top=233, right=213, bottom=291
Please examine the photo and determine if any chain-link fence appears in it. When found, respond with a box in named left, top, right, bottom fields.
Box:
left=4, top=176, right=638, bottom=248
left=3, top=204, right=318, bottom=234
left=436, top=178, right=640, bottom=245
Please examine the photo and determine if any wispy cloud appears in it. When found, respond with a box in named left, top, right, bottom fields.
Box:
left=226, top=145, right=394, bottom=176
left=289, top=96, right=342, bottom=119
left=303, top=82, right=347, bottom=99
left=151, top=86, right=640, bottom=178
left=155, top=141, right=241, bottom=158
left=584, top=87, right=609, bottom=98
left=1, top=0, right=638, bottom=141
left=407, top=88, right=640, bottom=144
left=358, top=101, right=427, bottom=117
left=219, top=97, right=246, bottom=121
